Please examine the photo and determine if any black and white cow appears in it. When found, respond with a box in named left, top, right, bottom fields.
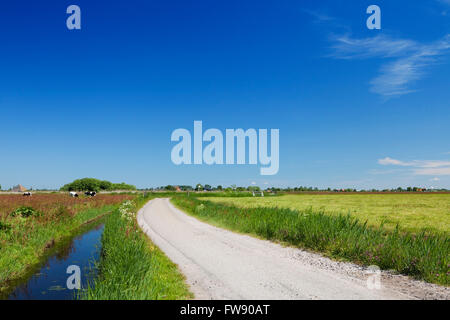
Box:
left=85, top=191, right=97, bottom=197
left=69, top=191, right=79, bottom=198
left=23, top=192, right=32, bottom=197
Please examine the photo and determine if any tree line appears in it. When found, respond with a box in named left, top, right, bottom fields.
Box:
left=147, top=184, right=449, bottom=193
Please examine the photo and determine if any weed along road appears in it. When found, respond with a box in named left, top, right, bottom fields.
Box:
left=137, top=198, right=448, bottom=300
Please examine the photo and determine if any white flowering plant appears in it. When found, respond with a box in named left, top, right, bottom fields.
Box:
left=119, top=200, right=136, bottom=222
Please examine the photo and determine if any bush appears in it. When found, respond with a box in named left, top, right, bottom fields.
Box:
left=0, top=221, right=10, bottom=231
left=11, top=206, right=40, bottom=218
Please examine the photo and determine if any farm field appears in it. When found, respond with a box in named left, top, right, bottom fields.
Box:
left=0, top=193, right=134, bottom=295
left=200, top=194, right=450, bottom=233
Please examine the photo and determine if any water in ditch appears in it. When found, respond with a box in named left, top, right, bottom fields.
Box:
left=6, top=220, right=105, bottom=300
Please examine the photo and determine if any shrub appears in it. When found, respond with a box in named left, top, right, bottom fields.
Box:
left=10, top=206, right=40, bottom=218
left=0, top=221, right=10, bottom=231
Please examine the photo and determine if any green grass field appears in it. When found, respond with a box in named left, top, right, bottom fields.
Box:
left=200, top=194, right=450, bottom=233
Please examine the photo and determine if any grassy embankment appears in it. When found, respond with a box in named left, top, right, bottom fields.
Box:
left=79, top=194, right=192, bottom=300
left=0, top=194, right=133, bottom=295
left=172, top=194, right=449, bottom=285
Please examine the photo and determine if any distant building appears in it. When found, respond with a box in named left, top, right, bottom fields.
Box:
left=12, top=184, right=27, bottom=192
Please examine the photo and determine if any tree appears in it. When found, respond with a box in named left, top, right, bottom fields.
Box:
left=99, top=180, right=113, bottom=190
left=196, top=184, right=203, bottom=191
left=60, top=178, right=136, bottom=192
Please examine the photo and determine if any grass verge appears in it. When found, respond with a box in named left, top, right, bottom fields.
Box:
left=172, top=195, right=449, bottom=286
left=79, top=195, right=193, bottom=300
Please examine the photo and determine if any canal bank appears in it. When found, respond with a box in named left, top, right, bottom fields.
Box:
left=2, top=217, right=107, bottom=300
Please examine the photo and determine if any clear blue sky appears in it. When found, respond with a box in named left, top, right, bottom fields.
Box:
left=1, top=0, right=449, bottom=190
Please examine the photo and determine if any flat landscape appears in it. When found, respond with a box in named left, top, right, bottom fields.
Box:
left=1, top=191, right=449, bottom=300
left=200, top=194, right=450, bottom=233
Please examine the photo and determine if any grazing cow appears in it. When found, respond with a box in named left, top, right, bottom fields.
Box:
left=23, top=192, right=32, bottom=197
left=85, top=191, right=96, bottom=197
left=69, top=191, right=79, bottom=198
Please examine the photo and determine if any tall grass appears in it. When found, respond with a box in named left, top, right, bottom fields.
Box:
left=172, top=196, right=449, bottom=286
left=79, top=195, right=192, bottom=300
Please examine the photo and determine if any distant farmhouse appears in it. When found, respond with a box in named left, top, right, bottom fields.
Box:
left=12, top=184, right=27, bottom=192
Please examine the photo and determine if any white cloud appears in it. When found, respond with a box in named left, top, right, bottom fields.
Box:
left=430, top=177, right=440, bottom=181
left=378, top=157, right=414, bottom=166
left=378, top=157, right=450, bottom=175
left=330, top=34, right=450, bottom=97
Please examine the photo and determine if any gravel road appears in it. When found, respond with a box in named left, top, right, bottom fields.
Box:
left=137, top=198, right=449, bottom=300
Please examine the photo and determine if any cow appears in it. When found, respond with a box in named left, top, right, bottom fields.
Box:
left=85, top=191, right=96, bottom=197
left=69, top=191, right=79, bottom=198
left=23, top=192, right=32, bottom=197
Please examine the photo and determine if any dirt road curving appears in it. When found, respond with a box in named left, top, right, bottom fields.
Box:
left=137, top=198, right=449, bottom=300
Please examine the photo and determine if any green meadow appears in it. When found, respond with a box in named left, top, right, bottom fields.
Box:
left=200, top=194, right=450, bottom=233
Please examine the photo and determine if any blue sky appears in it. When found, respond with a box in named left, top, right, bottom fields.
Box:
left=1, top=0, right=449, bottom=190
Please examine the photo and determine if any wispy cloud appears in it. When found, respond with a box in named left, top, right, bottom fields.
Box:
left=331, top=35, right=417, bottom=59
left=378, top=157, right=414, bottom=166
left=368, top=168, right=404, bottom=175
left=330, top=34, right=450, bottom=97
left=414, top=167, right=450, bottom=175
left=378, top=157, right=450, bottom=175
left=437, top=0, right=450, bottom=6
left=437, top=0, right=450, bottom=15
left=303, top=9, right=335, bottom=23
